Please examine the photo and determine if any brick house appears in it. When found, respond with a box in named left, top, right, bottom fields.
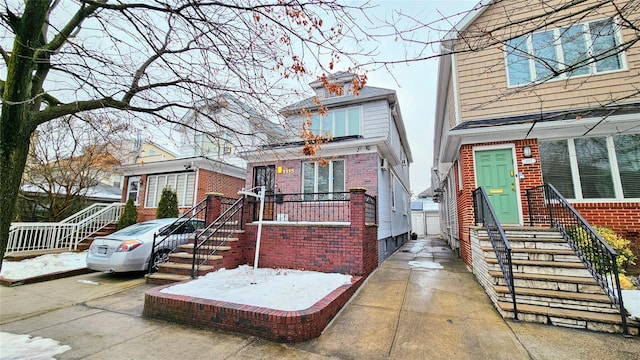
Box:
left=120, top=156, right=245, bottom=221
left=433, top=0, right=640, bottom=266
left=241, top=71, right=413, bottom=263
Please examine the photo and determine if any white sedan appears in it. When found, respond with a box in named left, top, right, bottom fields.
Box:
left=86, top=218, right=204, bottom=273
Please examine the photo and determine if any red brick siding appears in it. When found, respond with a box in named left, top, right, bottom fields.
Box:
left=143, top=276, right=365, bottom=343
left=246, top=153, right=379, bottom=197
left=125, top=169, right=245, bottom=222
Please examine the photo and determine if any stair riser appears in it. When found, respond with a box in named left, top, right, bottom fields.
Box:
left=488, top=263, right=591, bottom=277
left=480, top=240, right=571, bottom=250
left=496, top=293, right=618, bottom=313
left=155, top=266, right=212, bottom=277
left=499, top=309, right=639, bottom=336
left=484, top=251, right=581, bottom=262
left=492, top=277, right=604, bottom=294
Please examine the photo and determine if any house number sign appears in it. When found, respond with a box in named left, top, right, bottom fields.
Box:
left=277, top=166, right=294, bottom=174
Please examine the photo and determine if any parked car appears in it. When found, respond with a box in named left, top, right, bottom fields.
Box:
left=86, top=218, right=205, bottom=273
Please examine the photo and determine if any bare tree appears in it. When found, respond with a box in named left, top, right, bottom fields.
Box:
left=17, top=117, right=126, bottom=222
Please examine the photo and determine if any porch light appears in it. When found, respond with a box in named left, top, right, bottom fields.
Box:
left=523, top=146, right=532, bottom=158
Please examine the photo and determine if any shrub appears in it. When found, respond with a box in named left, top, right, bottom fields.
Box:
left=593, top=226, right=637, bottom=273
left=156, top=187, right=179, bottom=219
left=118, top=198, right=138, bottom=229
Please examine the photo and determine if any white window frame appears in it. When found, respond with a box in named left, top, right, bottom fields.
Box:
left=505, top=17, right=626, bottom=87
left=301, top=159, right=346, bottom=197
left=144, top=172, right=195, bottom=208
left=311, top=107, right=362, bottom=138
left=391, top=174, right=397, bottom=212
left=127, top=176, right=141, bottom=204
left=540, top=135, right=639, bottom=201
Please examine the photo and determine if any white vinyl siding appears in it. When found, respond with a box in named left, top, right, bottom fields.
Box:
left=145, top=172, right=196, bottom=208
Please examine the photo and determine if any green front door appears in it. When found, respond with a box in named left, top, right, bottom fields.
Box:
left=475, top=149, right=520, bottom=224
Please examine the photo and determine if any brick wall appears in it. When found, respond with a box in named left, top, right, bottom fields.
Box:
left=246, top=153, right=379, bottom=197
left=242, top=189, right=378, bottom=276
left=126, top=169, right=245, bottom=222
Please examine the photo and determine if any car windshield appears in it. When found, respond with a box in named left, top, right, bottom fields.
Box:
left=112, top=222, right=162, bottom=236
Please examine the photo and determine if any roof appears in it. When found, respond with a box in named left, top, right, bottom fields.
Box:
left=280, top=86, right=397, bottom=113
left=450, top=102, right=640, bottom=131
left=21, top=182, right=122, bottom=201
left=417, top=187, right=434, bottom=198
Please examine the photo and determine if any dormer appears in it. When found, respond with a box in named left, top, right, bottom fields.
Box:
left=309, top=71, right=356, bottom=99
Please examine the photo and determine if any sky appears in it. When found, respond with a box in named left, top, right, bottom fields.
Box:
left=361, top=1, right=478, bottom=195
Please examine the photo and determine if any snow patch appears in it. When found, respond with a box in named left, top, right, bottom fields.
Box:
left=0, top=252, right=86, bottom=280
left=622, top=290, right=640, bottom=320
left=0, top=332, right=71, bottom=360
left=161, top=265, right=352, bottom=311
left=77, top=279, right=100, bottom=285
left=409, top=240, right=427, bottom=254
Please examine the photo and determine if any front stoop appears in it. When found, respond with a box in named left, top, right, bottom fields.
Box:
left=471, top=226, right=639, bottom=336
left=146, top=229, right=244, bottom=285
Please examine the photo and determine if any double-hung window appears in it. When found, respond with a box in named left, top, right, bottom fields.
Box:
left=310, top=107, right=361, bottom=138
left=506, top=18, right=624, bottom=86
left=302, top=160, right=345, bottom=200
left=145, top=172, right=196, bottom=208
left=539, top=134, right=640, bottom=200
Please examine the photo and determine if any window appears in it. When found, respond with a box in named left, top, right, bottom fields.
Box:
left=310, top=107, right=361, bottom=138
left=302, top=160, right=345, bottom=199
left=505, top=18, right=624, bottom=86
left=127, top=177, right=141, bottom=204
left=145, top=172, right=196, bottom=208
left=195, top=133, right=233, bottom=157
left=539, top=134, right=640, bottom=200
left=391, top=174, right=397, bottom=211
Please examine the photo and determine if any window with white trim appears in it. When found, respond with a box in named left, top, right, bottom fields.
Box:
left=145, top=172, right=196, bottom=208
left=391, top=174, right=397, bottom=211
left=302, top=160, right=345, bottom=199
left=310, top=107, right=361, bottom=138
left=505, top=18, right=625, bottom=86
left=539, top=134, right=640, bottom=200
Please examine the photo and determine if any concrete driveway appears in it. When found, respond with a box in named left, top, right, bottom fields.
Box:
left=1, top=237, right=638, bottom=359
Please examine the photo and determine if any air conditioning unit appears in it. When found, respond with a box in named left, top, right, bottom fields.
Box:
left=380, top=158, right=389, bottom=171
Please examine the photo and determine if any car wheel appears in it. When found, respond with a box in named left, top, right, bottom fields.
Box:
left=151, top=250, right=170, bottom=273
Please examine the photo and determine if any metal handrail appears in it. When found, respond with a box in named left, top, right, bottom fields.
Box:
left=472, top=187, right=518, bottom=320
left=191, top=196, right=244, bottom=278
left=147, top=197, right=208, bottom=273
left=7, top=202, right=124, bottom=253
left=526, top=184, right=628, bottom=334
left=248, top=191, right=351, bottom=222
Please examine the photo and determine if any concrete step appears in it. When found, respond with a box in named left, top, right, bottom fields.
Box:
left=494, top=285, right=612, bottom=304
left=486, top=258, right=591, bottom=277
left=497, top=301, right=639, bottom=335
left=488, top=271, right=604, bottom=294
left=156, top=262, right=216, bottom=276
left=145, top=273, right=191, bottom=285
left=482, top=246, right=579, bottom=262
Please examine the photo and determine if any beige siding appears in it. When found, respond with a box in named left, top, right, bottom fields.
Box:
left=454, top=0, right=640, bottom=120
left=446, top=75, right=457, bottom=129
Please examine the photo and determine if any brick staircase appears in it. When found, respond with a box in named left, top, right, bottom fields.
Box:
left=146, top=228, right=245, bottom=285
left=76, top=223, right=118, bottom=251
left=471, top=226, right=639, bottom=335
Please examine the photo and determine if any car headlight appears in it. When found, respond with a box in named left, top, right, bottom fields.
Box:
left=116, top=240, right=144, bottom=252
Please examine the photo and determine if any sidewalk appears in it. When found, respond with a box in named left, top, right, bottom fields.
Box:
left=1, top=236, right=638, bottom=359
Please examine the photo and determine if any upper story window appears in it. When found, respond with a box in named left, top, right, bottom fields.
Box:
left=310, top=107, right=361, bottom=138
left=505, top=18, right=625, bottom=87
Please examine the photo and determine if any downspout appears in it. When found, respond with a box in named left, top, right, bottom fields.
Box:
left=193, top=167, right=200, bottom=206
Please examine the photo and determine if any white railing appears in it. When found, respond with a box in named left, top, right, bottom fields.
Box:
left=7, top=202, right=125, bottom=254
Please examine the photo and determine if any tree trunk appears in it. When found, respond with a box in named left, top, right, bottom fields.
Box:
left=0, top=1, right=50, bottom=271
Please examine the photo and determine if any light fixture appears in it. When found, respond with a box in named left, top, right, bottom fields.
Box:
left=523, top=145, right=532, bottom=158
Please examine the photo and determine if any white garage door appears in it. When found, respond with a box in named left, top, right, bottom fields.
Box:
left=426, top=212, right=440, bottom=235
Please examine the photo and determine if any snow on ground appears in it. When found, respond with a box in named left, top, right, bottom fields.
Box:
left=161, top=265, right=352, bottom=311
left=0, top=332, right=70, bottom=360
left=0, top=252, right=86, bottom=280
left=622, top=290, right=640, bottom=320
left=409, top=240, right=426, bottom=254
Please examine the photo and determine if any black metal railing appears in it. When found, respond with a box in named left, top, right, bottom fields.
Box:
left=147, top=198, right=208, bottom=273
left=248, top=192, right=351, bottom=223
left=526, top=184, right=628, bottom=334
left=365, top=194, right=377, bottom=224
left=191, top=196, right=244, bottom=278
left=473, top=187, right=518, bottom=320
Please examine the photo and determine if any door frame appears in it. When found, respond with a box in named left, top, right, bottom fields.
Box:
left=472, top=144, right=523, bottom=225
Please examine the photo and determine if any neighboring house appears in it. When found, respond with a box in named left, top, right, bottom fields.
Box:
left=120, top=156, right=246, bottom=221
left=174, top=95, right=286, bottom=169
left=432, top=0, right=640, bottom=265
left=241, top=71, right=413, bottom=263
left=410, top=188, right=440, bottom=237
